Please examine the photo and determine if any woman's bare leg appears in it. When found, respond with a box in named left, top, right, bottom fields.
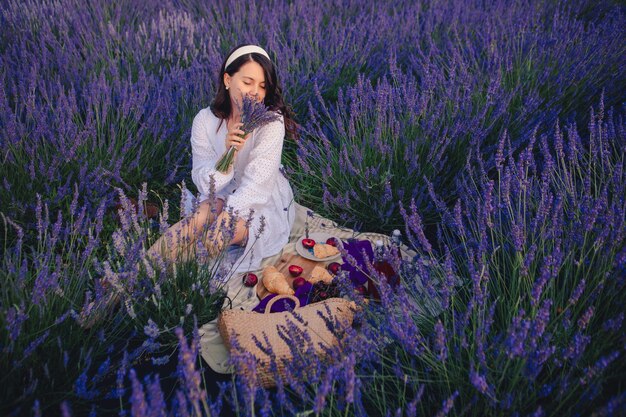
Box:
left=231, top=218, right=249, bottom=246
left=147, top=198, right=225, bottom=263
left=202, top=211, right=249, bottom=257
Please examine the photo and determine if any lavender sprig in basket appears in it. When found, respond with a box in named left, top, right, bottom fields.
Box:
left=215, top=95, right=281, bottom=173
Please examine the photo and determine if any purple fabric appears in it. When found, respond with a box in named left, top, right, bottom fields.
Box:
left=252, top=282, right=313, bottom=313
left=340, top=239, right=373, bottom=286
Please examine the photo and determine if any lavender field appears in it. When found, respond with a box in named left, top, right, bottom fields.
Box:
left=1, top=0, right=625, bottom=416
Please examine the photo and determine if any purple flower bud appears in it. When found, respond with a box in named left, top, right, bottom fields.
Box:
left=434, top=319, right=447, bottom=361
left=577, top=306, right=594, bottom=330
left=143, top=319, right=160, bottom=339
left=5, top=303, right=28, bottom=342
left=435, top=390, right=458, bottom=417
left=129, top=369, right=148, bottom=417
left=469, top=367, right=490, bottom=395
left=602, top=312, right=624, bottom=333
left=563, top=332, right=590, bottom=362
left=567, top=279, right=586, bottom=306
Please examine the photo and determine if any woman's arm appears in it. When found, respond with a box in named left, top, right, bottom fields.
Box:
left=191, top=110, right=235, bottom=196
left=226, top=115, right=285, bottom=216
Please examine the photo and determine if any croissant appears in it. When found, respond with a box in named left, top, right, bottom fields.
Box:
left=262, top=265, right=294, bottom=295
left=308, top=265, right=334, bottom=284
left=313, top=243, right=340, bottom=259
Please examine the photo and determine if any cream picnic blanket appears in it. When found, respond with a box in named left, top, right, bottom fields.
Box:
left=198, top=202, right=406, bottom=373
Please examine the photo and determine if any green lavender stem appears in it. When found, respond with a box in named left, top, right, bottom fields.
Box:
left=215, top=145, right=237, bottom=172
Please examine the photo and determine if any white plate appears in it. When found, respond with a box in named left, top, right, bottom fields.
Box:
left=295, top=232, right=343, bottom=262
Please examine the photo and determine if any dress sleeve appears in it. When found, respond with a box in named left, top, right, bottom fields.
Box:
left=190, top=110, right=234, bottom=196
left=226, top=115, right=285, bottom=216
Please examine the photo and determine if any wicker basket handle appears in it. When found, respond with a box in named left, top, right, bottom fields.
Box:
left=264, top=294, right=300, bottom=314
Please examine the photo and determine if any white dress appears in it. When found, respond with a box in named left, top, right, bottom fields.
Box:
left=190, top=107, right=296, bottom=275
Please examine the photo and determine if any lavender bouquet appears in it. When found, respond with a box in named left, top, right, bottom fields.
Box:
left=215, top=95, right=281, bottom=172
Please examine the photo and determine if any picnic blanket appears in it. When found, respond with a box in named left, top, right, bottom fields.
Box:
left=198, top=202, right=406, bottom=373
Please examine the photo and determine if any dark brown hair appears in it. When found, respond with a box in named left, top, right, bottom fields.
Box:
left=211, top=44, right=297, bottom=139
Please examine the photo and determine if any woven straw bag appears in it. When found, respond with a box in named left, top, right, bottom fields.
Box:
left=217, top=295, right=356, bottom=388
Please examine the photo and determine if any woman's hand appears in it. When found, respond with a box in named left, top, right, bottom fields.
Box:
left=225, top=122, right=250, bottom=152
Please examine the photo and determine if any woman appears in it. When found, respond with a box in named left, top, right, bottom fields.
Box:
left=148, top=44, right=296, bottom=275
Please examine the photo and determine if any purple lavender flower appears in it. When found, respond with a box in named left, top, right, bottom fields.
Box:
left=143, top=319, right=160, bottom=339
left=580, top=351, right=621, bottom=385
left=23, top=330, right=50, bottom=359
left=469, top=367, right=491, bottom=396
left=60, top=401, right=72, bottom=417
left=314, top=368, right=335, bottom=413
left=435, top=390, right=459, bottom=417
left=568, top=279, right=586, bottom=306
left=530, top=299, right=552, bottom=347
left=343, top=352, right=357, bottom=403
left=175, top=326, right=206, bottom=413
left=116, top=351, right=129, bottom=399
left=563, top=332, right=590, bottom=362
left=215, top=95, right=281, bottom=172
left=129, top=369, right=148, bottom=417
left=74, top=369, right=100, bottom=400
left=592, top=392, right=626, bottom=416
left=602, top=312, right=624, bottom=333
left=5, top=303, right=28, bottom=342
left=506, top=309, right=530, bottom=358
left=400, top=199, right=432, bottom=253
left=495, top=130, right=507, bottom=171
left=577, top=306, right=595, bottom=330
left=530, top=254, right=557, bottom=306
left=32, top=400, right=41, bottom=417
left=434, top=319, right=448, bottom=361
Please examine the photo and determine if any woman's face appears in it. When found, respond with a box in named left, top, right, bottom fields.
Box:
left=223, top=60, right=266, bottom=111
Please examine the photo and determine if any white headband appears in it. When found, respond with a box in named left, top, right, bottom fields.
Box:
left=225, top=45, right=270, bottom=69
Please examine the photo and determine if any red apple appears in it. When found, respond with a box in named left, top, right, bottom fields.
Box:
left=242, top=273, right=258, bottom=287
left=354, top=285, right=366, bottom=295
left=327, top=262, right=341, bottom=275
left=288, top=265, right=304, bottom=277
left=302, top=238, right=316, bottom=249
left=292, top=277, right=306, bottom=289
left=326, top=237, right=339, bottom=247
